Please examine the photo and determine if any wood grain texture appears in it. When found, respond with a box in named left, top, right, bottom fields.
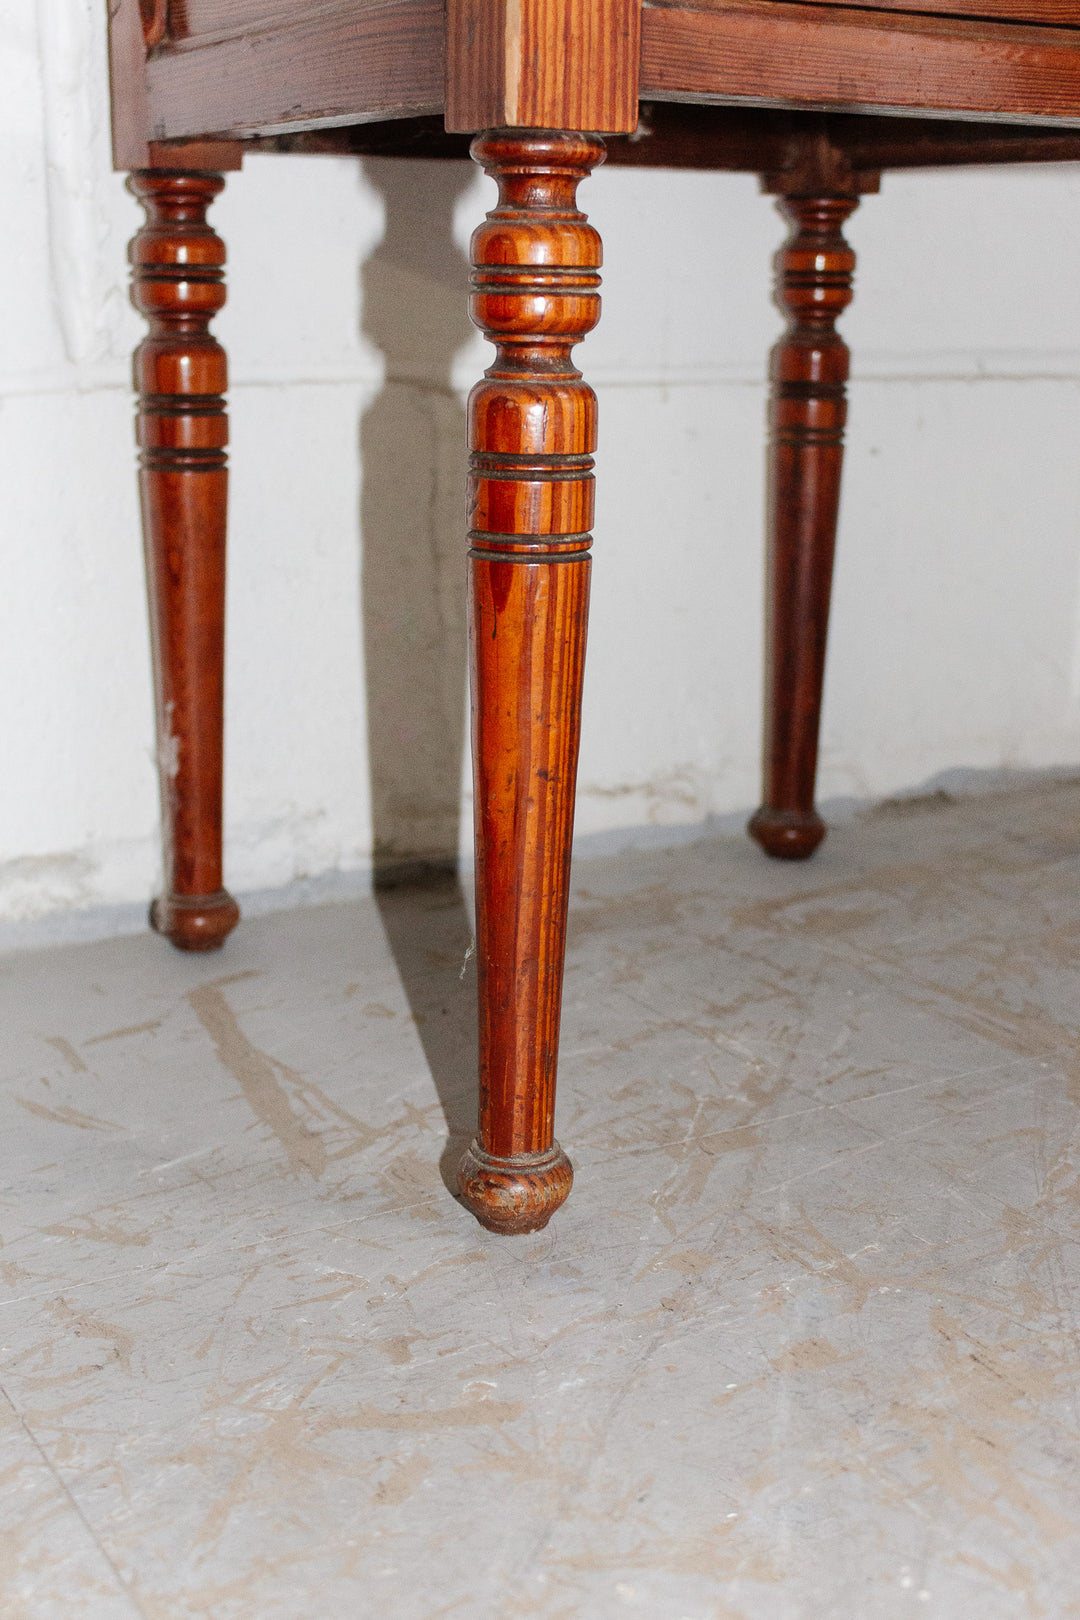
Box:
left=109, top=0, right=246, bottom=164
left=144, top=0, right=444, bottom=140
left=151, top=0, right=1080, bottom=69
left=162, top=0, right=323, bottom=43
left=446, top=0, right=639, bottom=133
left=459, top=131, right=605, bottom=1234
left=749, top=188, right=861, bottom=862
left=766, top=0, right=1080, bottom=26
left=129, top=173, right=241, bottom=950
left=641, top=0, right=1080, bottom=124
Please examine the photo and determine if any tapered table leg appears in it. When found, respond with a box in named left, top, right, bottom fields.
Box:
left=749, top=191, right=860, bottom=861
left=457, top=131, right=604, bottom=1234
left=128, top=171, right=240, bottom=950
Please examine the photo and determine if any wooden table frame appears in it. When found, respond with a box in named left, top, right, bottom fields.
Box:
left=109, top=0, right=1080, bottom=1232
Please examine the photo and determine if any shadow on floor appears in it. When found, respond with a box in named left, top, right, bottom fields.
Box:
left=356, top=156, right=482, bottom=1190
left=373, top=868, right=477, bottom=1195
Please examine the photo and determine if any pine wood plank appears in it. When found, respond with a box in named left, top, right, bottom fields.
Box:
left=445, top=0, right=639, bottom=133
left=641, top=0, right=1080, bottom=123
left=144, top=0, right=444, bottom=139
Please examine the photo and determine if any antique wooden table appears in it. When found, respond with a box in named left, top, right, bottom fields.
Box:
left=108, top=0, right=1080, bottom=1232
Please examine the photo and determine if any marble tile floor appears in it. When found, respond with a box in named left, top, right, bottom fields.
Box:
left=2, top=778, right=1080, bottom=1619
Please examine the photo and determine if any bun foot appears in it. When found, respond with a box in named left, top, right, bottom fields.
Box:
left=457, top=1141, right=573, bottom=1235
left=748, top=807, right=826, bottom=861
left=150, top=889, right=240, bottom=951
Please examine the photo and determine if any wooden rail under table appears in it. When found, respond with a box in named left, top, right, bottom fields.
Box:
left=107, top=0, right=1080, bottom=1231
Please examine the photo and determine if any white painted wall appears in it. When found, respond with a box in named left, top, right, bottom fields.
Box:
left=4, top=0, right=1080, bottom=937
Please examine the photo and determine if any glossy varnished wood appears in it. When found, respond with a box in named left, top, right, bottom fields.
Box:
left=446, top=0, right=639, bottom=133
left=106, top=0, right=1080, bottom=1231
left=129, top=172, right=240, bottom=950
left=749, top=184, right=861, bottom=861
left=458, top=131, right=604, bottom=1234
left=641, top=0, right=1080, bottom=125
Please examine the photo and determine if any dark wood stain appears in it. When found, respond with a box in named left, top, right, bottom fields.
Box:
left=750, top=182, right=862, bottom=861
left=129, top=172, right=241, bottom=951
left=107, top=0, right=1080, bottom=1228
left=458, top=133, right=604, bottom=1234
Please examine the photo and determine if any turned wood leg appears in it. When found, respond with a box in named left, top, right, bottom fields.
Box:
left=749, top=192, right=859, bottom=861
left=128, top=171, right=240, bottom=950
left=457, top=131, right=604, bottom=1234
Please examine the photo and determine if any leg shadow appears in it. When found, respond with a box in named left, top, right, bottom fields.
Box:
left=358, top=157, right=479, bottom=1194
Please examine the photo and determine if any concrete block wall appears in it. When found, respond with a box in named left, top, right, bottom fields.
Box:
left=4, top=0, right=1080, bottom=938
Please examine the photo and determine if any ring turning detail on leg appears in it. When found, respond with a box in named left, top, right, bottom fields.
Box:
left=457, top=131, right=605, bottom=1234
